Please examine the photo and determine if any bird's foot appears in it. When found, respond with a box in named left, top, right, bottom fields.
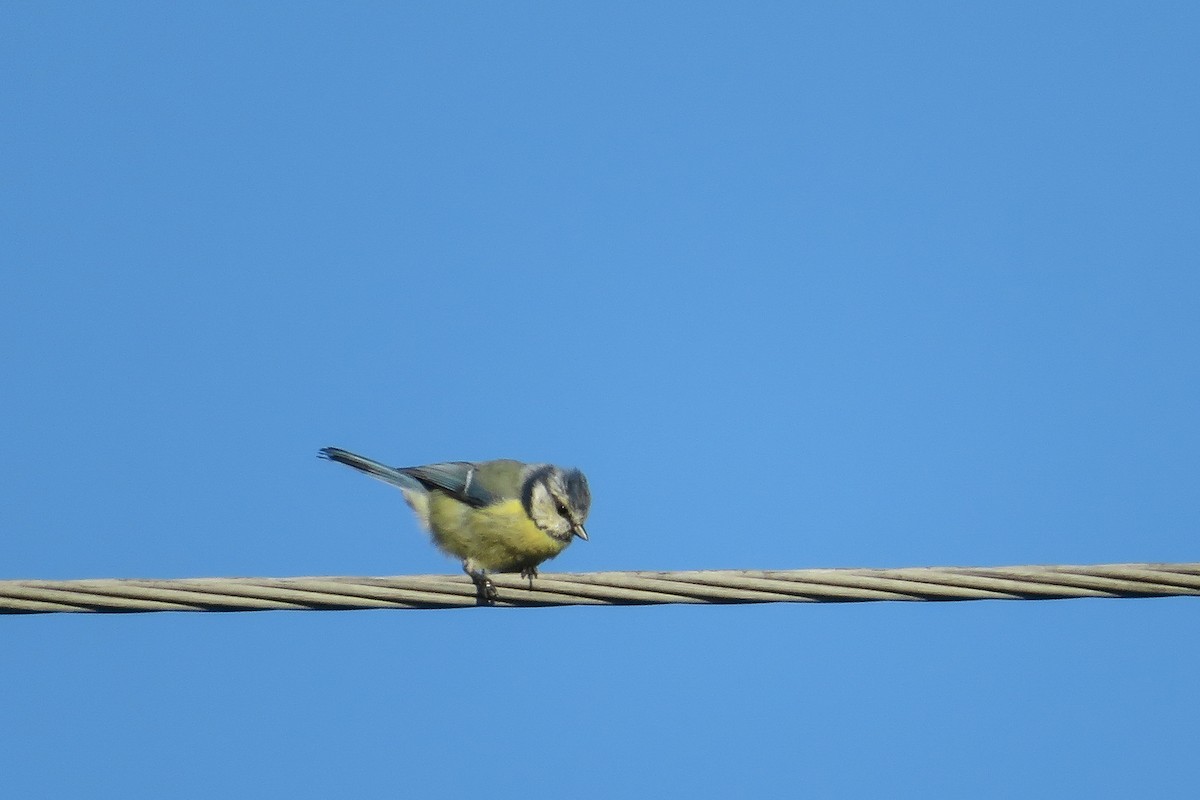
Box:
left=520, top=566, right=538, bottom=589
left=465, top=569, right=497, bottom=606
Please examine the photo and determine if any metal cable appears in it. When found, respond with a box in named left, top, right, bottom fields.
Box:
left=1, top=562, right=1198, bottom=614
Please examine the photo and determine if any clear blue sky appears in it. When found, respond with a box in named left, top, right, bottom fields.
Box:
left=3, top=3, right=1198, bottom=797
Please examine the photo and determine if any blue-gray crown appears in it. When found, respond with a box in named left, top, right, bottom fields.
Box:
left=563, top=468, right=591, bottom=516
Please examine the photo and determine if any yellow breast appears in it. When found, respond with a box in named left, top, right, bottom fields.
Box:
left=425, top=496, right=571, bottom=572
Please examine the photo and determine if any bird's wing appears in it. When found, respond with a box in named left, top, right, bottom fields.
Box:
left=399, top=462, right=498, bottom=507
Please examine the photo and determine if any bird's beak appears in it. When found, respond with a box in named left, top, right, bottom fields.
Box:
left=573, top=525, right=589, bottom=541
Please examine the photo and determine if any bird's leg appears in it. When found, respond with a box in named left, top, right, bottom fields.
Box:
left=462, top=561, right=497, bottom=606
left=520, top=565, right=538, bottom=589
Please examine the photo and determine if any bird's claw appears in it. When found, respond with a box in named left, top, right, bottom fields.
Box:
left=478, top=579, right=498, bottom=605
left=468, top=573, right=497, bottom=606
left=520, top=566, right=538, bottom=589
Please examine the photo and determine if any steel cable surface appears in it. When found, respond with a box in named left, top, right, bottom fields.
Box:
left=1, top=562, right=1198, bottom=614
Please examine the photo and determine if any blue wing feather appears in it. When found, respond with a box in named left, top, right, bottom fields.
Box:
left=399, top=462, right=497, bottom=507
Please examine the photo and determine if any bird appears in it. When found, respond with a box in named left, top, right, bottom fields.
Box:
left=318, top=447, right=590, bottom=604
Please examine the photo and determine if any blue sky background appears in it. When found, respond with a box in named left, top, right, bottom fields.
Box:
left=3, top=3, right=1198, bottom=797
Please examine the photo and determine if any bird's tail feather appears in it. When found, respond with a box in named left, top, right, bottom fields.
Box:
left=318, top=447, right=421, bottom=491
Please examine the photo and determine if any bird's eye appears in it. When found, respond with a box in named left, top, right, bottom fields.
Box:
left=555, top=500, right=569, bottom=517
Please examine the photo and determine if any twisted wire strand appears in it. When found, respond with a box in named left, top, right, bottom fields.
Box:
left=1, top=562, right=1198, bottom=614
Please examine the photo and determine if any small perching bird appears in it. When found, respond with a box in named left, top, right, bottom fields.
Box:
left=319, top=447, right=591, bottom=604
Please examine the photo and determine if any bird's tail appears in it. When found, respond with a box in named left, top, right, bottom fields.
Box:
left=318, top=447, right=422, bottom=492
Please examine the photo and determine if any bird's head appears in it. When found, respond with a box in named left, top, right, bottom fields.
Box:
left=523, top=465, right=591, bottom=543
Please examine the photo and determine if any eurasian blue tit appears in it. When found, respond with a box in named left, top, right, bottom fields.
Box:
left=319, top=447, right=590, bottom=603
